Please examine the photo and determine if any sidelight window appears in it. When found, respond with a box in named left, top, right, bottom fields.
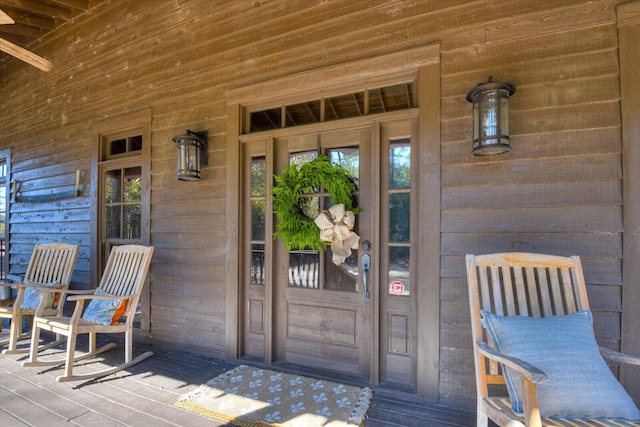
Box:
left=250, top=156, right=267, bottom=286
left=387, top=139, right=411, bottom=296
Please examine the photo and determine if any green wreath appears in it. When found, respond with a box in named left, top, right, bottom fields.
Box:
left=272, top=156, right=359, bottom=251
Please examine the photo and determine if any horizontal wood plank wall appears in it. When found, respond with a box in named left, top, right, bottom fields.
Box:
left=0, top=0, right=631, bottom=410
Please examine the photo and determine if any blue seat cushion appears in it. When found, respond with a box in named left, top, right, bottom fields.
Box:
left=481, top=310, right=640, bottom=420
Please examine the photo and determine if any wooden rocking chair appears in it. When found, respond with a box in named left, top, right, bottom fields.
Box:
left=0, top=243, right=79, bottom=354
left=466, top=252, right=640, bottom=427
left=23, top=245, right=154, bottom=382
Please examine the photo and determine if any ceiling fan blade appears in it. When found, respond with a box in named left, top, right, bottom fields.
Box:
left=0, top=9, right=14, bottom=25
left=0, top=38, right=52, bottom=71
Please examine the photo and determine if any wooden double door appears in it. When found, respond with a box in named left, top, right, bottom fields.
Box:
left=242, top=116, right=418, bottom=387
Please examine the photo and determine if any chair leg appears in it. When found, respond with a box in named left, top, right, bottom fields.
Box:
left=62, top=331, right=78, bottom=379
left=3, top=314, right=42, bottom=355
left=477, top=403, right=489, bottom=427
left=26, top=322, right=42, bottom=364
left=88, top=331, right=97, bottom=353
left=6, top=312, right=23, bottom=352
left=125, top=329, right=132, bottom=363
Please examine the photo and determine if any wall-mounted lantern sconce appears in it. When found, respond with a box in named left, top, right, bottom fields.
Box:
left=172, top=129, right=208, bottom=181
left=466, top=76, right=516, bottom=156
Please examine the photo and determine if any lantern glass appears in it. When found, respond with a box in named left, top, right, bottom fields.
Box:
left=174, top=134, right=203, bottom=181
left=467, top=79, right=515, bottom=156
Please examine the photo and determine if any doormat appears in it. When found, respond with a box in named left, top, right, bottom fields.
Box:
left=176, top=364, right=373, bottom=426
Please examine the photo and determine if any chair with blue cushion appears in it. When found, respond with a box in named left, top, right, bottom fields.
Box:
left=0, top=243, right=79, bottom=354
left=466, top=252, right=640, bottom=427
left=23, top=245, right=154, bottom=382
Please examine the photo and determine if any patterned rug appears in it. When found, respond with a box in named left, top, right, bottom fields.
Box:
left=176, top=364, right=373, bottom=426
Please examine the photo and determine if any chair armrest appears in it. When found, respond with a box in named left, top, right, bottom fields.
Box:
left=67, top=294, right=126, bottom=302
left=476, top=341, right=548, bottom=384
left=600, top=346, right=640, bottom=366
left=65, top=289, right=96, bottom=294
left=31, top=284, right=66, bottom=292
left=13, top=282, right=64, bottom=290
left=62, top=289, right=96, bottom=300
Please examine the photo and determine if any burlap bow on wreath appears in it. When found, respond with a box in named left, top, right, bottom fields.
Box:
left=314, top=203, right=360, bottom=265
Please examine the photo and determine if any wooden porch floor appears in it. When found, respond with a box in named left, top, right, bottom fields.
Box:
left=0, top=329, right=475, bottom=427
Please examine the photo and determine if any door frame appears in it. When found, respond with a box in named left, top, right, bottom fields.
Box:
left=226, top=44, right=441, bottom=400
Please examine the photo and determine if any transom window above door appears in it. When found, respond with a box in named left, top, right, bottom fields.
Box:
left=247, top=82, right=414, bottom=133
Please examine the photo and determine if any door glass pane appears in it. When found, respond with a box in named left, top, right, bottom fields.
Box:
left=123, top=167, right=142, bottom=202
left=389, top=246, right=410, bottom=296
left=324, top=149, right=359, bottom=292
left=105, top=206, right=121, bottom=239
left=249, top=155, right=266, bottom=287
left=251, top=157, right=266, bottom=197
left=389, top=140, right=410, bottom=189
left=289, top=250, right=319, bottom=288
left=251, top=200, right=266, bottom=240
left=324, top=251, right=358, bottom=291
left=104, top=170, right=121, bottom=203
left=389, top=192, right=410, bottom=242
left=251, top=243, right=265, bottom=285
left=290, top=151, right=317, bottom=168
left=328, top=147, right=359, bottom=189
left=288, top=152, right=321, bottom=289
left=123, top=205, right=141, bottom=239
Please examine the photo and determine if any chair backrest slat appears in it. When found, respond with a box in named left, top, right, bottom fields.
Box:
left=501, top=267, right=517, bottom=316
left=536, top=266, right=553, bottom=317
left=490, top=266, right=504, bottom=316
left=525, top=267, right=542, bottom=317
left=548, top=267, right=563, bottom=314
left=560, top=267, right=576, bottom=314
left=512, top=267, right=529, bottom=315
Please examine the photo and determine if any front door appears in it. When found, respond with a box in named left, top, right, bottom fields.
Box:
left=273, top=127, right=373, bottom=377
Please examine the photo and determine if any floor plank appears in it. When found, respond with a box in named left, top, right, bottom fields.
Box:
left=0, top=327, right=475, bottom=426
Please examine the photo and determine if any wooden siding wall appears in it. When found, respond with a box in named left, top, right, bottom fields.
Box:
left=0, top=0, right=634, bottom=411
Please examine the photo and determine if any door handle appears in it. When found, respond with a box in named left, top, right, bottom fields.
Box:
left=362, top=240, right=371, bottom=300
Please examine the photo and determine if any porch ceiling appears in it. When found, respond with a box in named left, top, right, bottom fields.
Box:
left=0, top=0, right=106, bottom=67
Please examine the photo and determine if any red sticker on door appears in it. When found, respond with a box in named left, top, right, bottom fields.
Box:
left=390, top=281, right=405, bottom=295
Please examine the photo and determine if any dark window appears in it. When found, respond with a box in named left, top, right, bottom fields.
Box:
left=246, top=82, right=414, bottom=134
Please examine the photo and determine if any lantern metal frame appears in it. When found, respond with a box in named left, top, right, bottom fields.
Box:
left=466, top=76, right=516, bottom=156
left=172, top=129, right=208, bottom=181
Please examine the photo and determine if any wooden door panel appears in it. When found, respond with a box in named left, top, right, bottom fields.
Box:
left=288, top=302, right=357, bottom=346
left=285, top=337, right=360, bottom=375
